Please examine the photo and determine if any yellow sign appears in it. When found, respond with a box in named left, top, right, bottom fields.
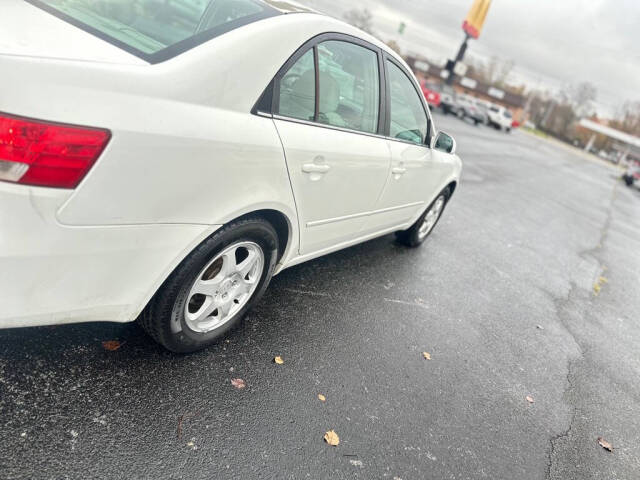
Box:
left=462, top=0, right=492, bottom=39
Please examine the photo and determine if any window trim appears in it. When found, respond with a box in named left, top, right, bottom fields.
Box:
left=383, top=53, right=434, bottom=147
left=254, top=33, right=434, bottom=148
left=25, top=0, right=280, bottom=64
left=256, top=32, right=387, bottom=137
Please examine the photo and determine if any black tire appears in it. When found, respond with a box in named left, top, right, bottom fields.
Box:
left=139, top=217, right=279, bottom=353
left=396, top=187, right=451, bottom=248
left=506, top=127, right=512, bottom=133
left=474, top=119, right=480, bottom=126
left=623, top=175, right=634, bottom=186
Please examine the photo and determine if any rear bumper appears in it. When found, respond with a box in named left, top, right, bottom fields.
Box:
left=0, top=182, right=211, bottom=328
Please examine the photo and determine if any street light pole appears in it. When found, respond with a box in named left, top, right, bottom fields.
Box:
left=446, top=33, right=471, bottom=86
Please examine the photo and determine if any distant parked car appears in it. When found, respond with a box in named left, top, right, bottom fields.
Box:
left=473, top=99, right=491, bottom=125
left=622, top=162, right=640, bottom=187
left=488, top=105, right=513, bottom=132
left=421, top=81, right=441, bottom=108
left=440, top=92, right=461, bottom=116
left=456, top=95, right=486, bottom=125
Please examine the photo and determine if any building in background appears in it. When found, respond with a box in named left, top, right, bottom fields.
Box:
left=407, top=56, right=526, bottom=121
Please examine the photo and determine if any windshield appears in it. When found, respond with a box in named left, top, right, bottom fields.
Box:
left=29, top=0, right=278, bottom=62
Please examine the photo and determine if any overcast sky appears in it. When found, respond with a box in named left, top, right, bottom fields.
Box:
left=302, top=0, right=640, bottom=116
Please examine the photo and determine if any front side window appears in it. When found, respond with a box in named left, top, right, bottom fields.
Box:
left=29, top=0, right=276, bottom=60
left=387, top=60, right=428, bottom=145
left=316, top=41, right=380, bottom=134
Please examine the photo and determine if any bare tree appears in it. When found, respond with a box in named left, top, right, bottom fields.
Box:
left=612, top=100, right=640, bottom=136
left=343, top=8, right=373, bottom=34
left=565, top=82, right=597, bottom=117
left=472, top=56, right=514, bottom=87
left=385, top=39, right=402, bottom=55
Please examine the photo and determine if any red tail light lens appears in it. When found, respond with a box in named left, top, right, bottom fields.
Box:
left=0, top=112, right=110, bottom=189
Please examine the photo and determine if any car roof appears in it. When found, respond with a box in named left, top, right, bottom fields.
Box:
left=263, top=0, right=320, bottom=14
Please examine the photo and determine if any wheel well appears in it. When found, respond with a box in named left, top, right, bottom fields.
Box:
left=234, top=209, right=291, bottom=262
left=446, top=181, right=457, bottom=196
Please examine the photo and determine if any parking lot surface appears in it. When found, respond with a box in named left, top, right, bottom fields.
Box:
left=1, top=113, right=639, bottom=479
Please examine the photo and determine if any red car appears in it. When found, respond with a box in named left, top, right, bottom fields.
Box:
left=421, top=81, right=441, bottom=108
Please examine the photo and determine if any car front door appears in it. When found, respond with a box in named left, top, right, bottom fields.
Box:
left=363, top=58, right=450, bottom=233
left=270, top=37, right=391, bottom=255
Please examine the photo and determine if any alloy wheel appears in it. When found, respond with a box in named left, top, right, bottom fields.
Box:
left=183, top=241, right=264, bottom=333
left=418, top=195, right=445, bottom=240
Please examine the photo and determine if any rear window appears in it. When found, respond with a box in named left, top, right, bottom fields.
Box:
left=27, top=0, right=279, bottom=63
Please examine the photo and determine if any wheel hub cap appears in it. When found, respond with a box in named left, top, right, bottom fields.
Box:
left=183, top=241, right=264, bottom=333
left=418, top=195, right=445, bottom=240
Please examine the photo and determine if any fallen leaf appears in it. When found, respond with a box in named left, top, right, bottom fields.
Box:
left=274, top=356, right=284, bottom=365
left=526, top=395, right=535, bottom=404
left=593, top=283, right=601, bottom=295
left=597, top=437, right=613, bottom=452
left=230, top=378, right=246, bottom=389
left=536, top=325, right=545, bottom=330
left=324, top=429, right=340, bottom=446
left=101, top=340, right=122, bottom=351
left=599, top=276, right=609, bottom=284
left=422, top=352, right=432, bottom=360
left=318, top=394, right=326, bottom=402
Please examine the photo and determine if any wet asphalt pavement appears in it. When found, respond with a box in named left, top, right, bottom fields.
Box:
left=1, top=112, right=640, bottom=480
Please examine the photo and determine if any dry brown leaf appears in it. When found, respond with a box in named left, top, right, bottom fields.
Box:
left=102, top=340, right=122, bottom=351
left=230, top=378, right=246, bottom=389
left=422, top=352, right=432, bottom=360
left=318, top=394, right=326, bottom=402
left=274, top=356, right=284, bottom=365
left=526, top=395, right=535, bottom=404
left=597, top=437, right=613, bottom=452
left=324, top=430, right=340, bottom=446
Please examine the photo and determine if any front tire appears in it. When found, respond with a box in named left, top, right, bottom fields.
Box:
left=139, top=217, right=278, bottom=353
left=396, top=188, right=450, bottom=248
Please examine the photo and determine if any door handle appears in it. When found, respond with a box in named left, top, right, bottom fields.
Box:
left=302, top=163, right=331, bottom=174
left=391, top=166, right=407, bottom=175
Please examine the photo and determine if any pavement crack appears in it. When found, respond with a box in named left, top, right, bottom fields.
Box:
left=544, top=182, right=618, bottom=479
left=546, top=352, right=581, bottom=480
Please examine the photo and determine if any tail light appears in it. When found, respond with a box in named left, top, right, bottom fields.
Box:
left=0, top=112, right=110, bottom=189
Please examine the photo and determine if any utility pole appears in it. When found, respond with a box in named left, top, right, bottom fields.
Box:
left=445, top=34, right=471, bottom=86
left=445, top=0, right=492, bottom=86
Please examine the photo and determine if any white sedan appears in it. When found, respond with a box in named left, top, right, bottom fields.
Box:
left=0, top=0, right=462, bottom=352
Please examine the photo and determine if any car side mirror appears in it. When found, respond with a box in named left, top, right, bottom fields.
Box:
left=432, top=131, right=456, bottom=154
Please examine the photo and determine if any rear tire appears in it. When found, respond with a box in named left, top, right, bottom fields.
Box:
left=623, top=175, right=634, bottom=186
left=139, top=217, right=278, bottom=353
left=396, top=188, right=450, bottom=248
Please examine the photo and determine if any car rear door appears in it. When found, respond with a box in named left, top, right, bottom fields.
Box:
left=266, top=35, right=391, bottom=255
